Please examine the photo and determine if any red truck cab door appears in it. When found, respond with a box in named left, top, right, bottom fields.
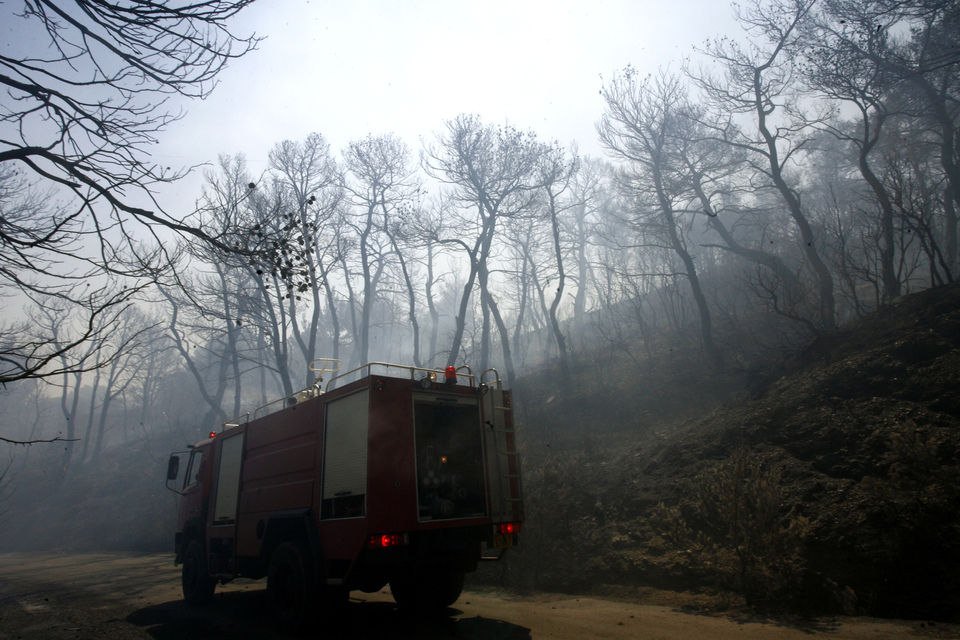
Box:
left=178, top=448, right=210, bottom=544
left=202, top=430, right=245, bottom=577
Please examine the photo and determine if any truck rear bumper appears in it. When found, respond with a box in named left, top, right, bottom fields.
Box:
left=347, top=525, right=491, bottom=592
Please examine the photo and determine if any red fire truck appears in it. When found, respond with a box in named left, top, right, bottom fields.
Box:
left=165, top=360, right=523, bottom=627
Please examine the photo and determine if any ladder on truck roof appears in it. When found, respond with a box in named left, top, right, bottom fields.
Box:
left=480, top=369, right=524, bottom=523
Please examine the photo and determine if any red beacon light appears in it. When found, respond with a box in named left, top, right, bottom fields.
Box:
left=445, top=365, right=457, bottom=384
left=209, top=431, right=216, bottom=439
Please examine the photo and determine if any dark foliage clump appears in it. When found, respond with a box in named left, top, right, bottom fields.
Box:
left=652, top=448, right=812, bottom=610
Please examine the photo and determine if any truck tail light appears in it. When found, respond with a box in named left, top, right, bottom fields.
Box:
left=496, top=522, right=520, bottom=535
left=368, top=533, right=408, bottom=549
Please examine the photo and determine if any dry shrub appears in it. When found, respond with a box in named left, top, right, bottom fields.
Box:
left=654, top=448, right=811, bottom=609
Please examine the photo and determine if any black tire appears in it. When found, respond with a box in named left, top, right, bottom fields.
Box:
left=182, top=539, right=216, bottom=606
left=267, top=540, right=317, bottom=630
left=390, top=568, right=464, bottom=612
left=324, top=584, right=351, bottom=606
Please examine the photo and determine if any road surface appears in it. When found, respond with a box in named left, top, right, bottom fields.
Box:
left=0, top=553, right=953, bottom=639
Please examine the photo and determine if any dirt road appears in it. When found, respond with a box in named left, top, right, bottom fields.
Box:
left=0, top=553, right=953, bottom=639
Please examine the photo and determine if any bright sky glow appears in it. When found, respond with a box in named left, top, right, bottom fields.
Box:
left=152, top=0, right=739, bottom=212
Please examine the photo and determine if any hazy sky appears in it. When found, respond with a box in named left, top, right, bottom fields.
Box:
left=152, top=0, right=740, bottom=211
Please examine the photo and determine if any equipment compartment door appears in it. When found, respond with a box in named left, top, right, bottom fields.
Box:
left=321, top=389, right=369, bottom=519
left=414, top=395, right=487, bottom=521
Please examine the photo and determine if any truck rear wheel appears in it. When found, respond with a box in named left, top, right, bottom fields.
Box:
left=268, top=541, right=317, bottom=630
left=390, top=568, right=464, bottom=611
left=182, top=539, right=216, bottom=605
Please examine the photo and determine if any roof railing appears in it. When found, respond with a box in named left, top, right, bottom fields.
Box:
left=326, top=361, right=475, bottom=391
left=222, top=360, right=480, bottom=427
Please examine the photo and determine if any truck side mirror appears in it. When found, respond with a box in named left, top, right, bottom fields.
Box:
left=166, top=455, right=180, bottom=481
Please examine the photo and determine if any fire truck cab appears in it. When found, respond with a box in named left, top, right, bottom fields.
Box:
left=165, top=361, right=523, bottom=627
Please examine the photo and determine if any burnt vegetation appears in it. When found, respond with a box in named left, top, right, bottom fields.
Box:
left=490, top=282, right=960, bottom=620
left=1, top=0, right=960, bottom=624
left=3, top=280, right=960, bottom=622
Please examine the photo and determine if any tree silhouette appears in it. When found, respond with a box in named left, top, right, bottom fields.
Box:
left=0, top=0, right=259, bottom=384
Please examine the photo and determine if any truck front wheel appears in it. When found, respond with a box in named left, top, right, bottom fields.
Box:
left=182, top=539, right=216, bottom=605
left=390, top=568, right=464, bottom=611
left=267, top=541, right=317, bottom=630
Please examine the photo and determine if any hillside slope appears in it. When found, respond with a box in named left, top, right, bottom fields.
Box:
left=498, top=283, right=960, bottom=621
left=3, top=282, right=958, bottom=621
